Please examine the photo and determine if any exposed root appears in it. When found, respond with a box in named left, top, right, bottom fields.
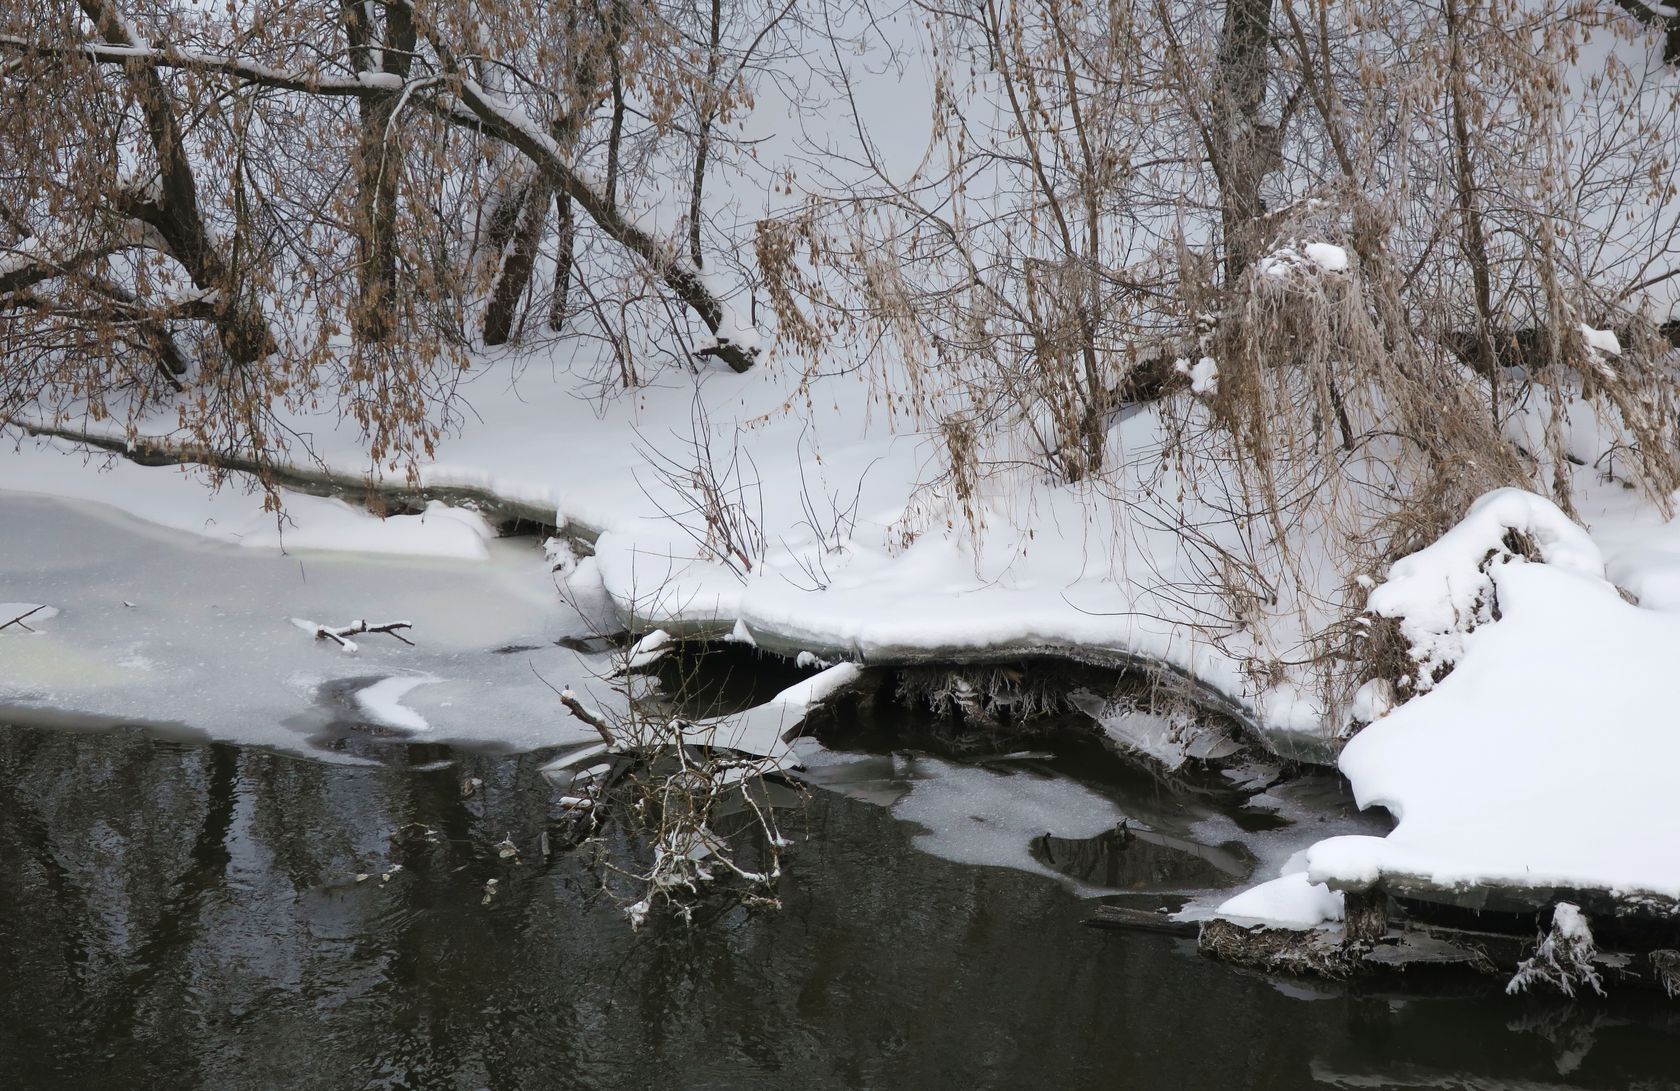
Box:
left=1647, top=950, right=1680, bottom=999
left=893, top=662, right=1073, bottom=727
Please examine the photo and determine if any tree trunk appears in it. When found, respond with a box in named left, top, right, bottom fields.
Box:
left=1212, top=0, right=1276, bottom=282
left=482, top=181, right=551, bottom=346
left=343, top=1, right=415, bottom=344
left=1445, top=0, right=1500, bottom=422
left=549, top=194, right=574, bottom=331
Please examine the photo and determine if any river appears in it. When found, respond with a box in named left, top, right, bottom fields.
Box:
left=3, top=717, right=1678, bottom=1090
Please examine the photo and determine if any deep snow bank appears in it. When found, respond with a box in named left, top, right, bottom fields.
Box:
left=1216, top=489, right=1680, bottom=927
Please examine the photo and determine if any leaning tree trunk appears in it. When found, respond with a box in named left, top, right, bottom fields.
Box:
left=482, top=180, right=551, bottom=346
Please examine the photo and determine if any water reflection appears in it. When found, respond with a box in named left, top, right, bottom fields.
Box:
left=2, top=722, right=1678, bottom=1090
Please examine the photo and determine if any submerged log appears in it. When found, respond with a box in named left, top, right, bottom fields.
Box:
left=1084, top=904, right=1200, bottom=937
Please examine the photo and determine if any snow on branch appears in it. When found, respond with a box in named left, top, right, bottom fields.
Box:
left=291, top=617, right=415, bottom=653
left=611, top=629, right=674, bottom=677
left=528, top=665, right=618, bottom=748
left=0, top=34, right=405, bottom=97
left=557, top=687, right=617, bottom=748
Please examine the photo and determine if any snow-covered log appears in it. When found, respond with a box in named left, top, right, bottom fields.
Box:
left=291, top=617, right=415, bottom=653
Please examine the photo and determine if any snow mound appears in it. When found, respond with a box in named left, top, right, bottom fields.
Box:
left=1303, top=494, right=1680, bottom=902
left=1367, top=488, right=1604, bottom=693
left=1215, top=872, right=1344, bottom=930
left=1507, top=902, right=1606, bottom=998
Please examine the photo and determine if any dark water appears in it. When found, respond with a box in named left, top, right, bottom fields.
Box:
left=2, top=721, right=1679, bottom=1091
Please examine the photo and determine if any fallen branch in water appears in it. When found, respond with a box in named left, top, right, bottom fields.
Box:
left=291, top=617, right=415, bottom=653
left=529, top=665, right=618, bottom=748
left=0, top=605, right=47, bottom=632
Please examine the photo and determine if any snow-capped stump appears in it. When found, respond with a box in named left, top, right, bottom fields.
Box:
left=0, top=603, right=58, bottom=633
left=1507, top=903, right=1606, bottom=998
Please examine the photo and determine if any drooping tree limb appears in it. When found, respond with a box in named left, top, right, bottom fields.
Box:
left=74, top=0, right=276, bottom=366
left=3, top=8, right=757, bottom=371
left=435, top=68, right=757, bottom=370
left=0, top=221, right=191, bottom=387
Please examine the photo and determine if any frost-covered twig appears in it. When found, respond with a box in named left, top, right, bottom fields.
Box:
left=633, top=394, right=765, bottom=580
left=613, top=719, right=788, bottom=928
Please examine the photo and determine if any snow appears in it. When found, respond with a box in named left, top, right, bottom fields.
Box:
left=1215, top=872, right=1344, bottom=930
left=1174, top=356, right=1219, bottom=396
left=886, top=757, right=1128, bottom=889
left=1302, top=243, right=1349, bottom=272
left=1578, top=323, right=1622, bottom=358
left=1552, top=901, right=1592, bottom=944
left=684, top=661, right=862, bottom=759
left=0, top=491, right=616, bottom=756
left=1364, top=488, right=1604, bottom=693
left=352, top=674, right=439, bottom=732
left=1300, top=490, right=1680, bottom=903
left=0, top=603, right=59, bottom=629
left=1258, top=241, right=1350, bottom=278
left=618, top=628, right=674, bottom=672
